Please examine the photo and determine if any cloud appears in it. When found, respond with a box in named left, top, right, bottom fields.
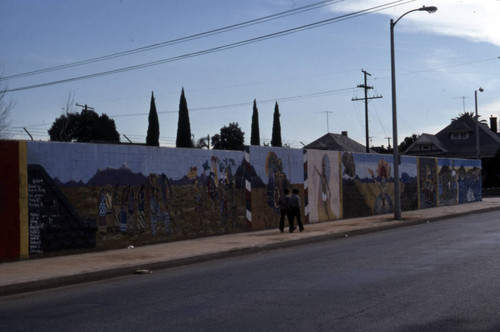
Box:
left=331, top=0, right=500, bottom=46
left=482, top=99, right=500, bottom=118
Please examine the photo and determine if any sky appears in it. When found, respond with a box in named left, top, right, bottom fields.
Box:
left=2, top=0, right=500, bottom=149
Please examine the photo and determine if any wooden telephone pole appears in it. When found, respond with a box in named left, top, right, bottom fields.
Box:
left=352, top=70, right=382, bottom=153
left=76, top=103, right=94, bottom=112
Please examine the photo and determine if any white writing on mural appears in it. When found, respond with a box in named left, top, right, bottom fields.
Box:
left=28, top=178, right=44, bottom=254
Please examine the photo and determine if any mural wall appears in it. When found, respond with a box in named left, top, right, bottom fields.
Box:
left=305, top=150, right=341, bottom=223
left=246, top=146, right=305, bottom=230
left=0, top=140, right=483, bottom=260
left=27, top=142, right=247, bottom=252
left=438, top=158, right=482, bottom=205
left=341, top=153, right=418, bottom=218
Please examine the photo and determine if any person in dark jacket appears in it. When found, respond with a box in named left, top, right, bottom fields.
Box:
left=289, top=188, right=304, bottom=232
left=278, top=189, right=291, bottom=233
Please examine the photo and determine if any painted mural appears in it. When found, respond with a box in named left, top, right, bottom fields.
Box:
left=7, top=140, right=481, bottom=260
left=305, top=150, right=341, bottom=223
left=28, top=165, right=96, bottom=255
left=27, top=142, right=247, bottom=250
left=341, top=153, right=418, bottom=218
left=400, top=156, right=419, bottom=212
left=438, top=158, right=482, bottom=205
left=418, top=157, right=438, bottom=209
left=247, top=146, right=304, bottom=230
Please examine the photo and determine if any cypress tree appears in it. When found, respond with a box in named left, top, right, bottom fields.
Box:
left=176, top=87, right=194, bottom=148
left=250, top=99, right=260, bottom=146
left=271, top=102, right=282, bottom=147
left=146, top=91, right=160, bottom=146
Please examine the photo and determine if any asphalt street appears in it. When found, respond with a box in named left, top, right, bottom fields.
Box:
left=2, top=209, right=500, bottom=331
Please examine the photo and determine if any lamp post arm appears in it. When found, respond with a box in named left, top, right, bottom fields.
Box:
left=392, top=8, right=421, bottom=27
left=393, top=6, right=437, bottom=27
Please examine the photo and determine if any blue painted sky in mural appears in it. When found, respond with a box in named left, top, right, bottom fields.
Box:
left=249, top=146, right=304, bottom=184
left=438, top=158, right=481, bottom=168
left=342, top=152, right=398, bottom=180
left=27, top=142, right=244, bottom=184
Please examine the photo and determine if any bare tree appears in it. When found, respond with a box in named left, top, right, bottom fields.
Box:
left=54, top=91, right=77, bottom=141
left=61, top=91, right=77, bottom=114
left=0, top=78, right=13, bottom=139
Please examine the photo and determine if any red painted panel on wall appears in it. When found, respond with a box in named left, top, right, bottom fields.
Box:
left=0, top=141, right=20, bottom=260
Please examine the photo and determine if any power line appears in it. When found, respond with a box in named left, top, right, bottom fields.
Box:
left=1, top=0, right=345, bottom=81
left=108, top=87, right=354, bottom=118
left=14, top=86, right=355, bottom=133
left=14, top=86, right=354, bottom=144
left=373, top=56, right=500, bottom=81
left=4, top=0, right=416, bottom=93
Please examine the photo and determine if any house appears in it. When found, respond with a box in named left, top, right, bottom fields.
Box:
left=305, top=131, right=376, bottom=153
left=405, top=114, right=500, bottom=188
left=405, top=114, right=500, bottom=159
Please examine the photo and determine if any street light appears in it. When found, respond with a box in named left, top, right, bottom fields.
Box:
left=475, top=87, right=484, bottom=159
left=390, top=5, right=437, bottom=220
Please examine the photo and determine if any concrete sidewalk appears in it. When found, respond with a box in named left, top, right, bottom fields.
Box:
left=2, top=198, right=500, bottom=297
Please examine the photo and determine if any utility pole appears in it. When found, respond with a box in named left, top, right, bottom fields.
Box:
left=352, top=70, right=382, bottom=153
left=385, top=136, right=392, bottom=149
left=76, top=103, right=94, bottom=112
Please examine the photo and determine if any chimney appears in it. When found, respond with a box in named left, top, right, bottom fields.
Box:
left=341, top=131, right=348, bottom=137
left=490, top=116, right=497, bottom=133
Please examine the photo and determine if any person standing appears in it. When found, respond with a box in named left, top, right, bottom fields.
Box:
left=278, top=189, right=291, bottom=233
left=289, top=188, right=304, bottom=232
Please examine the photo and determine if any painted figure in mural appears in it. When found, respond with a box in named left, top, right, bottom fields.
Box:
left=208, top=156, right=219, bottom=201
left=136, top=185, right=146, bottom=233
left=120, top=186, right=129, bottom=233
left=438, top=162, right=458, bottom=205
left=368, top=159, right=393, bottom=214
left=220, top=165, right=230, bottom=226
left=149, top=188, right=159, bottom=236
left=422, top=165, right=437, bottom=206
left=467, top=167, right=481, bottom=201
left=219, top=158, right=237, bottom=227
left=202, top=156, right=220, bottom=226
left=98, top=185, right=120, bottom=233
left=126, top=186, right=135, bottom=234
left=457, top=166, right=481, bottom=202
left=266, top=152, right=289, bottom=213
left=342, top=152, right=356, bottom=178
left=159, top=174, right=172, bottom=233
left=198, top=160, right=215, bottom=225
left=98, top=189, right=108, bottom=234
left=200, top=156, right=238, bottom=228
left=147, top=174, right=172, bottom=236
left=278, top=188, right=291, bottom=233
left=289, top=188, right=304, bottom=232
left=314, top=154, right=335, bottom=220
left=111, top=185, right=122, bottom=232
